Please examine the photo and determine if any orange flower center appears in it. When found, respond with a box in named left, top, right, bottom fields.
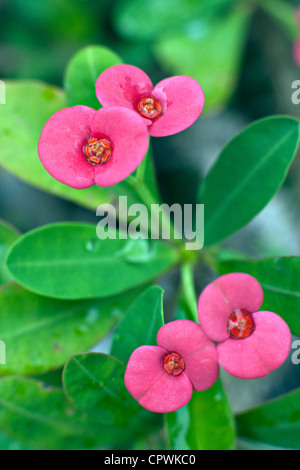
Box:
left=83, top=138, right=112, bottom=165
left=137, top=97, right=162, bottom=119
left=164, top=352, right=185, bottom=376
left=228, top=310, right=255, bottom=339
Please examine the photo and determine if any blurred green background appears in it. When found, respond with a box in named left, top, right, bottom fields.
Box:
left=1, top=0, right=300, bottom=420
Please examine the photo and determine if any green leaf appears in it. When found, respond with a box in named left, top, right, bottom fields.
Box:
left=114, top=0, right=234, bottom=42
left=111, top=285, right=164, bottom=363
left=257, top=0, right=298, bottom=39
left=165, top=379, right=235, bottom=450
left=10, top=0, right=100, bottom=42
left=64, top=45, right=123, bottom=109
left=155, top=8, right=250, bottom=111
left=63, top=353, right=160, bottom=433
left=0, top=220, right=19, bottom=286
left=236, top=388, right=300, bottom=450
left=0, top=283, right=140, bottom=375
left=0, top=428, right=32, bottom=450
left=0, top=81, right=112, bottom=210
left=5, top=223, right=178, bottom=299
left=0, top=377, right=127, bottom=450
left=198, top=116, right=300, bottom=246
left=218, top=256, right=300, bottom=336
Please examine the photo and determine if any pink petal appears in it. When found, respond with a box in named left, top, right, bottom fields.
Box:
left=217, top=311, right=291, bottom=379
left=197, top=273, right=264, bottom=343
left=149, top=76, right=205, bottom=137
left=38, top=106, right=96, bottom=189
left=125, top=345, right=193, bottom=413
left=296, top=8, right=300, bottom=26
left=95, top=64, right=153, bottom=113
left=294, top=40, right=300, bottom=67
left=157, top=320, right=219, bottom=391
left=91, top=107, right=149, bottom=187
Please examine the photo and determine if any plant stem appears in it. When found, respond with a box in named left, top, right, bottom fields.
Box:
left=135, top=150, right=148, bottom=185
left=128, top=176, right=183, bottom=246
left=181, top=262, right=198, bottom=322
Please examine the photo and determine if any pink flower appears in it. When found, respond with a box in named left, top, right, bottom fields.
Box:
left=296, top=7, right=300, bottom=26
left=124, top=320, right=219, bottom=413
left=294, top=9, right=300, bottom=66
left=294, top=39, right=300, bottom=67
left=38, top=105, right=149, bottom=188
left=95, top=64, right=205, bottom=137
left=197, top=273, right=291, bottom=380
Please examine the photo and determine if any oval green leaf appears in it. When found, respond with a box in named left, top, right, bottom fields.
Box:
left=63, top=353, right=160, bottom=433
left=5, top=223, right=178, bottom=299
left=0, top=377, right=127, bottom=450
left=64, top=45, right=123, bottom=109
left=111, top=285, right=164, bottom=363
left=165, top=379, right=235, bottom=450
left=155, top=9, right=249, bottom=111
left=198, top=116, right=300, bottom=246
left=236, top=388, right=300, bottom=450
left=0, top=283, right=140, bottom=375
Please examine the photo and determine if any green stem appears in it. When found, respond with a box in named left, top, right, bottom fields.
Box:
left=181, top=262, right=198, bottom=322
left=135, top=150, right=148, bottom=185
left=128, top=176, right=183, bottom=246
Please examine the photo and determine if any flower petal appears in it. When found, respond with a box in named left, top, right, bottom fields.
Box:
left=91, top=107, right=149, bottom=187
left=217, top=311, right=291, bottom=379
left=38, top=106, right=96, bottom=189
left=149, top=76, right=205, bottom=137
left=125, top=345, right=193, bottom=413
left=197, top=273, right=264, bottom=343
left=96, top=64, right=153, bottom=112
left=157, top=320, right=219, bottom=391
left=294, top=40, right=300, bottom=67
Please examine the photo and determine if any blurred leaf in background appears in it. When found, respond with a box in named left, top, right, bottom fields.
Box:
left=155, top=6, right=251, bottom=111
left=0, top=0, right=101, bottom=83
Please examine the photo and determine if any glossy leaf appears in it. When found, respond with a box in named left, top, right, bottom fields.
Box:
left=0, top=429, right=32, bottom=451
left=64, top=45, right=123, bottom=109
left=236, top=388, right=300, bottom=449
left=0, top=283, right=140, bottom=375
left=111, top=285, right=164, bottom=363
left=5, top=223, right=178, bottom=299
left=198, top=117, right=300, bottom=246
left=0, top=220, right=19, bottom=286
left=0, top=377, right=127, bottom=450
left=218, top=256, right=300, bottom=336
left=63, top=353, right=160, bottom=433
left=155, top=9, right=249, bottom=111
left=165, top=379, right=235, bottom=450
left=0, top=81, right=111, bottom=210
